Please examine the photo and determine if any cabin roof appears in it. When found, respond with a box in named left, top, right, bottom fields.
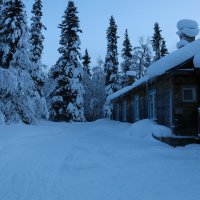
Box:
left=147, top=38, right=200, bottom=77
left=107, top=76, right=148, bottom=101
left=107, top=38, right=200, bottom=102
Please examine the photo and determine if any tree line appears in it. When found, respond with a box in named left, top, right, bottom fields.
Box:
left=0, top=0, right=169, bottom=124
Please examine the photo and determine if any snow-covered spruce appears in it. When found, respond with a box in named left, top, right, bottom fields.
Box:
left=121, top=29, right=133, bottom=74
left=120, top=29, right=133, bottom=87
left=49, top=1, right=85, bottom=122
left=30, top=0, right=45, bottom=64
left=29, top=0, right=47, bottom=95
left=104, top=16, right=119, bottom=97
left=82, top=49, right=93, bottom=121
left=0, top=0, right=48, bottom=124
left=104, top=16, right=119, bottom=117
left=82, top=49, right=91, bottom=77
left=151, top=22, right=168, bottom=61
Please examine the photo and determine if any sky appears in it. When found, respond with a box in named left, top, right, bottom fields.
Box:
left=24, top=0, right=200, bottom=67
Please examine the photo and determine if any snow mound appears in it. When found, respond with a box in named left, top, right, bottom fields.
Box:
left=127, top=120, right=173, bottom=140
left=152, top=125, right=173, bottom=138
left=193, top=51, right=200, bottom=68
left=177, top=19, right=198, bottom=30
left=127, top=119, right=156, bottom=138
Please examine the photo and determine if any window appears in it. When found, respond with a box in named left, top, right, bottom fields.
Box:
left=122, top=98, right=127, bottom=122
left=133, top=95, right=139, bottom=121
left=148, top=89, right=157, bottom=120
left=182, top=87, right=196, bottom=102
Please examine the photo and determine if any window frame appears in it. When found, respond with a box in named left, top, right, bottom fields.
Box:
left=148, top=89, right=157, bottom=120
left=133, top=95, right=140, bottom=121
left=122, top=97, right=127, bottom=122
left=182, top=87, right=197, bottom=102
left=116, top=102, right=120, bottom=121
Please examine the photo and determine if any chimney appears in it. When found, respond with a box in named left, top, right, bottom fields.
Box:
left=176, top=19, right=199, bottom=49
left=126, top=71, right=136, bottom=85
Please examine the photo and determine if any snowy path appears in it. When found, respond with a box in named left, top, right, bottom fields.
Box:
left=0, top=120, right=200, bottom=200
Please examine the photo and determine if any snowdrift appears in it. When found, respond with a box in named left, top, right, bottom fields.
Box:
left=126, top=119, right=173, bottom=138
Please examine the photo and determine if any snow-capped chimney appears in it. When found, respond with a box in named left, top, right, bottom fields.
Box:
left=126, top=71, right=136, bottom=85
left=176, top=19, right=199, bottom=49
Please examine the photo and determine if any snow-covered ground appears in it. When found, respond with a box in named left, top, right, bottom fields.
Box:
left=0, top=119, right=200, bottom=200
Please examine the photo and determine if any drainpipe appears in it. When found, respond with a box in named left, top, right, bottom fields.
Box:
left=198, top=107, right=200, bottom=136
left=146, top=79, right=148, bottom=118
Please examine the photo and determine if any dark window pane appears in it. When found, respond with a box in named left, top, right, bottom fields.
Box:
left=183, top=89, right=193, bottom=101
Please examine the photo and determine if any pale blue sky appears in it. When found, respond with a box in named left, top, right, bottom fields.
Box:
left=24, top=0, right=200, bottom=67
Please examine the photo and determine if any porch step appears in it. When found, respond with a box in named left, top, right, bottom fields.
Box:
left=152, top=134, right=200, bottom=147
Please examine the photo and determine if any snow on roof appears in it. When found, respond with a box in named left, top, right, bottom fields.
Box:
left=107, top=76, right=148, bottom=101
left=147, top=38, right=200, bottom=77
left=176, top=39, right=189, bottom=49
left=108, top=38, right=200, bottom=102
left=193, top=51, right=200, bottom=68
left=177, top=28, right=199, bottom=38
left=177, top=19, right=198, bottom=30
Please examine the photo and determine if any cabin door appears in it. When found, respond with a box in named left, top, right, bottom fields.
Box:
left=176, top=87, right=198, bottom=136
left=181, top=106, right=198, bottom=136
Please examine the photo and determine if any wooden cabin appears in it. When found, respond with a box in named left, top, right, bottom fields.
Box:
left=108, top=37, right=200, bottom=136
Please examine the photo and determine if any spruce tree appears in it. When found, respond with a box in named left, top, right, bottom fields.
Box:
left=121, top=29, right=133, bottom=73
left=0, top=0, right=48, bottom=124
left=0, top=0, right=29, bottom=68
left=49, top=1, right=85, bottom=122
left=29, top=0, right=46, bottom=94
left=0, top=0, right=3, bottom=11
left=104, top=16, right=119, bottom=97
left=0, top=0, right=3, bottom=49
left=151, top=22, right=168, bottom=61
left=161, top=39, right=168, bottom=57
left=82, top=49, right=91, bottom=76
left=82, top=49, right=92, bottom=121
left=30, top=0, right=45, bottom=64
left=121, top=29, right=133, bottom=87
left=104, top=16, right=119, bottom=117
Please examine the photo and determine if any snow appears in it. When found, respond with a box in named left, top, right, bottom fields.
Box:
left=0, top=111, right=5, bottom=125
left=126, top=119, right=156, bottom=137
left=176, top=39, right=189, bottom=49
left=126, top=70, right=136, bottom=76
left=107, top=76, right=148, bottom=101
left=193, top=51, right=200, bottom=68
left=108, top=37, right=200, bottom=102
left=152, top=124, right=173, bottom=137
left=177, top=19, right=198, bottom=30
left=177, top=28, right=199, bottom=38
left=0, top=119, right=200, bottom=200
left=147, top=38, right=200, bottom=77
left=0, top=68, right=18, bottom=94
left=48, top=1, right=84, bottom=122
